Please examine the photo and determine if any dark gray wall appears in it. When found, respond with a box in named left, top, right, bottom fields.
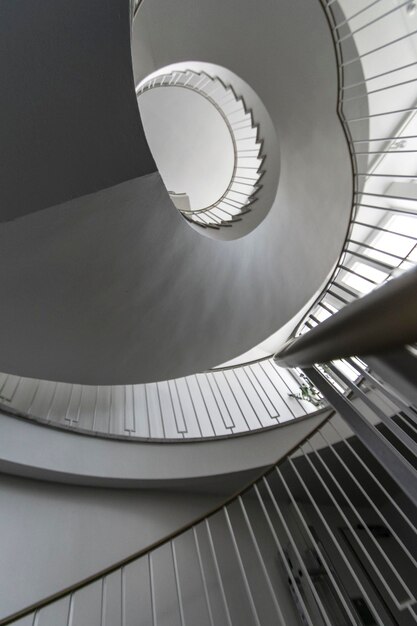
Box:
left=0, top=0, right=155, bottom=222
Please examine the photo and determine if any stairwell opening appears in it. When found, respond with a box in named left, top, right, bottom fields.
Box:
left=136, top=62, right=280, bottom=239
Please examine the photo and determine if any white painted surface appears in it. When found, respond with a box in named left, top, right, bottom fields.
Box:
left=139, top=86, right=234, bottom=209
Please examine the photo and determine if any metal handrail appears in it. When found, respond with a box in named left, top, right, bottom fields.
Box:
left=275, top=265, right=417, bottom=369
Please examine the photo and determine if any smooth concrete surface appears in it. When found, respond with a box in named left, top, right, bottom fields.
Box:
left=0, top=0, right=352, bottom=385
left=0, top=166, right=349, bottom=385
left=222, top=266, right=337, bottom=365
left=0, top=475, right=226, bottom=622
left=0, top=0, right=156, bottom=223
left=0, top=410, right=328, bottom=487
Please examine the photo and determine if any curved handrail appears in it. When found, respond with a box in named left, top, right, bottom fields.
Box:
left=136, top=70, right=265, bottom=229
left=131, top=0, right=143, bottom=19
left=294, top=0, right=417, bottom=338
left=275, top=265, right=417, bottom=368
left=7, top=349, right=417, bottom=625
left=1, top=407, right=332, bottom=625
left=0, top=358, right=319, bottom=440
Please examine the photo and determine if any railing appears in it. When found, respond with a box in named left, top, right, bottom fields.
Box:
left=136, top=70, right=265, bottom=229
left=0, top=359, right=319, bottom=440
left=4, top=4, right=417, bottom=625
left=5, top=0, right=417, bottom=626
left=275, top=263, right=417, bottom=509
left=298, top=0, right=417, bottom=335
left=8, top=350, right=416, bottom=625
left=2, top=0, right=416, bottom=446
left=3, top=0, right=417, bottom=444
left=275, top=264, right=417, bottom=368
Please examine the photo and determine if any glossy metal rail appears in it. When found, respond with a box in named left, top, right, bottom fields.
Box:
left=136, top=70, right=265, bottom=229
left=0, top=359, right=318, bottom=440
left=8, top=4, right=415, bottom=625
left=9, top=356, right=417, bottom=625
left=298, top=0, right=417, bottom=335
left=275, top=264, right=417, bottom=369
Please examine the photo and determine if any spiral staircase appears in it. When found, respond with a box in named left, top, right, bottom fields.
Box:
left=1, top=0, right=417, bottom=625
left=136, top=70, right=265, bottom=229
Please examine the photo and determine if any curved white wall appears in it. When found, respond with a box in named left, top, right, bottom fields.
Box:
left=0, top=410, right=328, bottom=487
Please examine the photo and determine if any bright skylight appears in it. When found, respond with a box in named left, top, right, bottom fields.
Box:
left=366, top=215, right=417, bottom=266
left=341, top=214, right=417, bottom=295
left=342, top=262, right=388, bottom=295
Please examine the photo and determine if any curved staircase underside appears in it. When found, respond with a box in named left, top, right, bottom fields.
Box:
left=0, top=0, right=353, bottom=385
